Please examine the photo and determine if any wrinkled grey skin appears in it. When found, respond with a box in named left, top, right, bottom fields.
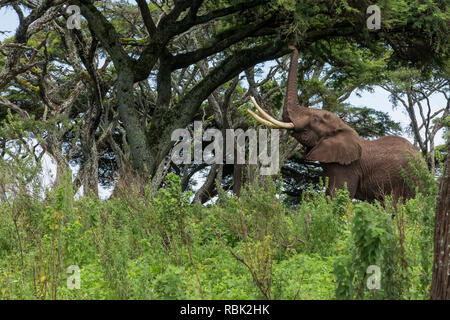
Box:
left=282, top=47, right=419, bottom=202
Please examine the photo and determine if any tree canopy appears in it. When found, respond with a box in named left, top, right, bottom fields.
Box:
left=0, top=0, right=448, bottom=196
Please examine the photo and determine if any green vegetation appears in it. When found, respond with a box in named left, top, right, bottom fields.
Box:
left=0, top=163, right=436, bottom=300
left=0, top=0, right=447, bottom=300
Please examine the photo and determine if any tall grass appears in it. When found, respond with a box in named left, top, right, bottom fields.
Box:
left=0, top=161, right=437, bottom=299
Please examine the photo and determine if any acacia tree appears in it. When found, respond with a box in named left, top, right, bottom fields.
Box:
left=381, top=69, right=449, bottom=173
left=0, top=0, right=448, bottom=198
left=0, top=0, right=80, bottom=188
left=65, top=0, right=290, bottom=181
left=63, top=0, right=448, bottom=182
left=0, top=0, right=121, bottom=196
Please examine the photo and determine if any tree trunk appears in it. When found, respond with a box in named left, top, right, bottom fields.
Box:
left=80, top=136, right=99, bottom=197
left=116, top=72, right=152, bottom=176
left=193, top=164, right=220, bottom=204
left=429, top=139, right=436, bottom=175
left=46, top=132, right=71, bottom=186
left=233, top=164, right=243, bottom=197
left=431, top=143, right=450, bottom=299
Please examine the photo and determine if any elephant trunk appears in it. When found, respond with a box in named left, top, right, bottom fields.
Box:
left=246, top=46, right=305, bottom=130
left=282, top=46, right=309, bottom=130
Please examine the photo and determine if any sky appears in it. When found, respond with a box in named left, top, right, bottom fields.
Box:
left=0, top=5, right=447, bottom=198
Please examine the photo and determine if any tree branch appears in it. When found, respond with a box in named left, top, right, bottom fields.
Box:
left=135, top=0, right=157, bottom=34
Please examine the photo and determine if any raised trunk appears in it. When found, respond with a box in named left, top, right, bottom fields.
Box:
left=282, top=47, right=300, bottom=123
left=282, top=47, right=310, bottom=130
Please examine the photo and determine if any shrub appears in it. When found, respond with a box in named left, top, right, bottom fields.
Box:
left=0, top=168, right=437, bottom=300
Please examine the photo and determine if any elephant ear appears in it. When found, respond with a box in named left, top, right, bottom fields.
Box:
left=306, top=130, right=362, bottom=165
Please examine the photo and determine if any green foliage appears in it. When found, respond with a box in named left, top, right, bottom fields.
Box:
left=295, top=185, right=350, bottom=256
left=293, top=0, right=449, bottom=69
left=0, top=167, right=438, bottom=299
left=338, top=105, right=402, bottom=138
left=153, top=174, right=193, bottom=265
left=334, top=193, right=436, bottom=299
left=403, top=153, right=439, bottom=198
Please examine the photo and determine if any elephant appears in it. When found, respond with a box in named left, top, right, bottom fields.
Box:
left=247, top=46, right=419, bottom=203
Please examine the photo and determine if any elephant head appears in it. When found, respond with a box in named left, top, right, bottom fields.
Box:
left=248, top=46, right=362, bottom=166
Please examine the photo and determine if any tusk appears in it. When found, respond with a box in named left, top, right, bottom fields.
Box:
left=250, top=96, right=294, bottom=129
left=247, top=109, right=279, bottom=128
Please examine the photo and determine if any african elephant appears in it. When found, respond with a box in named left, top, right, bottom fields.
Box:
left=248, top=46, right=419, bottom=203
